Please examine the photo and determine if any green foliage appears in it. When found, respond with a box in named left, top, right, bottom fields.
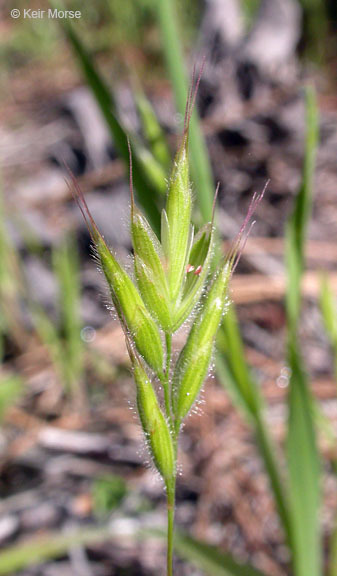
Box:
left=285, top=87, right=321, bottom=576
left=240, top=0, right=261, bottom=27
left=61, top=19, right=164, bottom=233
left=285, top=87, right=318, bottom=332
left=92, top=475, right=127, bottom=516
left=33, top=237, right=84, bottom=396
left=319, top=275, right=337, bottom=379
left=156, top=0, right=214, bottom=223
left=286, top=344, right=321, bottom=576
left=0, top=191, right=24, bottom=358
left=216, top=307, right=293, bottom=548
left=57, top=5, right=334, bottom=574
left=216, top=87, right=322, bottom=576
left=0, top=375, right=23, bottom=422
left=330, top=523, right=337, bottom=576
left=298, top=0, right=328, bottom=63
left=0, top=527, right=110, bottom=575
left=53, top=236, right=83, bottom=388
left=70, top=81, right=257, bottom=572
left=174, top=532, right=268, bottom=576
left=134, top=88, right=171, bottom=170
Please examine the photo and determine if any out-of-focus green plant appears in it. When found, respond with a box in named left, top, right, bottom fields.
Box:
left=70, top=75, right=263, bottom=573
left=0, top=374, right=23, bottom=422
left=33, top=236, right=84, bottom=400
left=0, top=191, right=26, bottom=359
left=298, top=0, right=328, bottom=63
left=240, top=0, right=261, bottom=27
left=319, top=276, right=337, bottom=380
left=285, top=87, right=321, bottom=576
left=92, top=474, right=127, bottom=516
left=56, top=3, right=337, bottom=574
left=58, top=17, right=165, bottom=234
left=157, top=0, right=294, bottom=557
left=173, top=532, right=268, bottom=576
left=156, top=0, right=214, bottom=224
left=172, top=87, right=323, bottom=576
left=0, top=527, right=111, bottom=575
left=134, top=86, right=171, bottom=170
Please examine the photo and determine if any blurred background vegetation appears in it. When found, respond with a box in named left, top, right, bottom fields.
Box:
left=0, top=1, right=337, bottom=575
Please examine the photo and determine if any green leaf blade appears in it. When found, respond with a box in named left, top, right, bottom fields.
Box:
left=287, top=343, right=321, bottom=576
left=174, top=533, right=269, bottom=576
left=62, top=21, right=162, bottom=234
left=285, top=86, right=321, bottom=576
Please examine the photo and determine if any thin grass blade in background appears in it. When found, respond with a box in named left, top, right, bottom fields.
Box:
left=319, top=275, right=337, bottom=380
left=0, top=375, right=23, bottom=422
left=287, top=344, right=321, bottom=576
left=156, top=0, right=214, bottom=223
left=285, top=86, right=321, bottom=576
left=216, top=305, right=262, bottom=418
left=32, top=237, right=84, bottom=401
left=134, top=87, right=171, bottom=170
left=0, top=190, right=26, bottom=354
left=297, top=0, right=328, bottom=63
left=154, top=0, right=294, bottom=552
left=330, top=522, right=337, bottom=576
left=285, top=87, right=318, bottom=332
left=53, top=236, right=84, bottom=393
left=61, top=21, right=163, bottom=233
left=216, top=307, right=293, bottom=548
left=174, top=533, right=269, bottom=576
left=0, top=527, right=111, bottom=575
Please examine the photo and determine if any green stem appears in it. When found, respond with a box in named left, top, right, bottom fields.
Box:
left=165, top=331, right=177, bottom=576
left=166, top=426, right=180, bottom=576
left=163, top=332, right=172, bottom=422
left=166, top=480, right=176, bottom=576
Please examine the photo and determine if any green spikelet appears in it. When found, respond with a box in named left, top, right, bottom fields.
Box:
left=173, top=262, right=231, bottom=422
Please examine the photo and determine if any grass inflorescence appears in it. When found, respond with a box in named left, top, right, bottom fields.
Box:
left=69, top=71, right=264, bottom=575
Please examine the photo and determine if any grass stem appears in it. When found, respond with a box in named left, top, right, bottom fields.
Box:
left=166, top=481, right=176, bottom=576
left=163, top=332, right=172, bottom=422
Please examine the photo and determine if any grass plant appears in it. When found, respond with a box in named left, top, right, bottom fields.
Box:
left=32, top=236, right=84, bottom=401
left=69, top=75, right=264, bottom=574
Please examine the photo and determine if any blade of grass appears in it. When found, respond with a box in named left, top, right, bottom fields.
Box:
left=0, top=375, right=23, bottom=422
left=285, top=86, right=321, bottom=576
left=0, top=190, right=26, bottom=351
left=156, top=0, right=214, bottom=222
left=216, top=308, right=293, bottom=547
left=320, top=275, right=337, bottom=573
left=285, top=87, right=318, bottom=332
left=155, top=0, right=293, bottom=551
left=330, top=522, right=337, bottom=576
left=297, top=0, right=328, bottom=63
left=134, top=87, right=171, bottom=170
left=174, top=532, right=269, bottom=576
left=0, top=527, right=110, bottom=575
left=32, top=304, right=65, bottom=386
left=319, top=275, right=337, bottom=380
left=286, top=343, right=321, bottom=576
left=59, top=19, right=163, bottom=233
left=216, top=305, right=262, bottom=418
left=53, top=237, right=83, bottom=392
